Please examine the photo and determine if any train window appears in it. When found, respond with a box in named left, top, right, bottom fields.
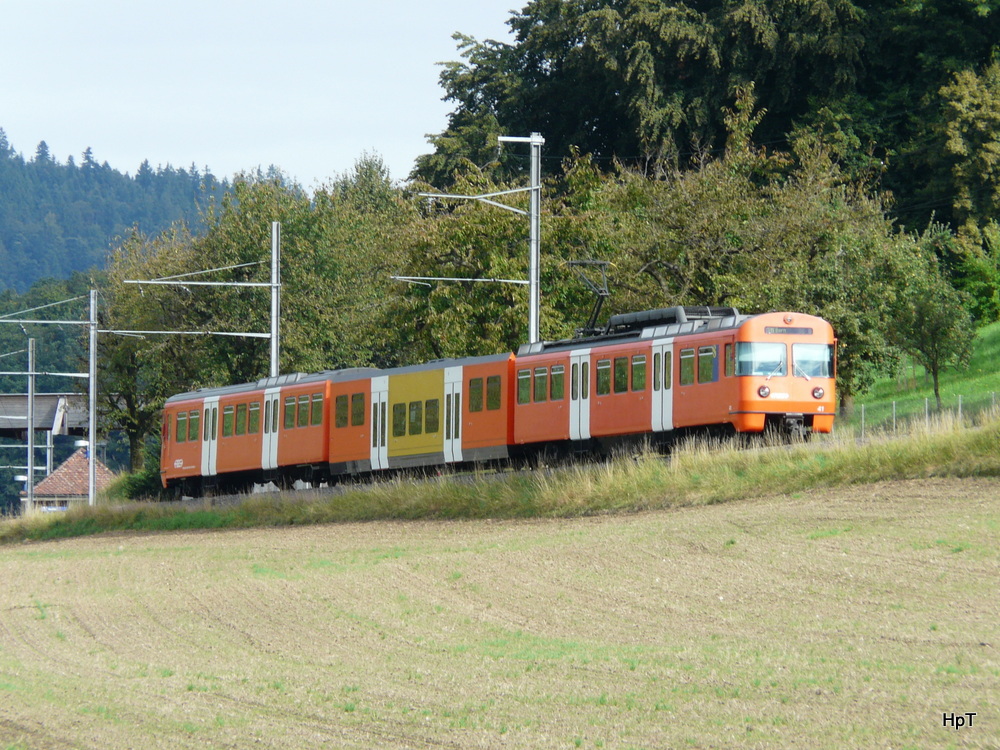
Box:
left=453, top=394, right=461, bottom=438
left=392, top=403, right=406, bottom=437
left=176, top=412, right=187, bottom=443
left=534, top=367, right=548, bottom=402
left=653, top=353, right=660, bottom=392
left=793, top=343, right=834, bottom=378
left=335, top=395, right=348, bottom=428
left=551, top=365, right=565, bottom=400
left=425, top=399, right=440, bottom=434
left=223, top=405, right=235, bottom=437
left=248, top=402, right=260, bottom=434
left=571, top=363, right=579, bottom=400
left=725, top=343, right=735, bottom=377
left=698, top=346, right=717, bottom=384
left=295, top=395, right=308, bottom=427
left=631, top=355, right=647, bottom=391
left=736, top=342, right=786, bottom=377
left=408, top=401, right=423, bottom=435
left=310, top=394, right=324, bottom=426
left=487, top=375, right=502, bottom=410
left=445, top=395, right=452, bottom=440
left=679, top=349, right=696, bottom=386
left=614, top=357, right=628, bottom=393
left=235, top=403, right=247, bottom=436
left=582, top=362, right=589, bottom=399
left=264, top=401, right=271, bottom=434
left=351, top=393, right=365, bottom=426
left=517, top=369, right=531, bottom=404
left=188, top=409, right=201, bottom=443
left=469, top=378, right=484, bottom=412
left=596, top=359, right=611, bottom=395
left=284, top=397, right=296, bottom=429
left=206, top=407, right=212, bottom=440
left=664, top=354, right=672, bottom=390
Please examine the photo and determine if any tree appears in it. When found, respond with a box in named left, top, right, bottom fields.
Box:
left=887, top=248, right=975, bottom=409
left=100, top=226, right=203, bottom=472
left=180, top=174, right=314, bottom=384
left=418, top=0, right=1000, bottom=292
left=938, top=61, right=1000, bottom=243
left=544, top=91, right=919, bottom=415
left=417, top=0, right=869, bottom=184
left=395, top=162, right=604, bottom=360
left=34, top=141, right=52, bottom=163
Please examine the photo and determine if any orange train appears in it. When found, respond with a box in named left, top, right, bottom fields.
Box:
left=160, top=307, right=836, bottom=496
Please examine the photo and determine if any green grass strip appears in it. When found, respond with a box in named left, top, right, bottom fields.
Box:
left=3, top=411, right=998, bottom=545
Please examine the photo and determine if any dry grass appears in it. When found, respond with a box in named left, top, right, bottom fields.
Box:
left=4, top=411, right=1000, bottom=546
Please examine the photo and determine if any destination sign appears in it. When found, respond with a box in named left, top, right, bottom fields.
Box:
left=764, top=326, right=813, bottom=335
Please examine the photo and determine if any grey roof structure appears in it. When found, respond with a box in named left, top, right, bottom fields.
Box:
left=0, top=393, right=88, bottom=439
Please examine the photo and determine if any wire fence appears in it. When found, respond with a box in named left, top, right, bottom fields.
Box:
left=837, top=391, right=999, bottom=439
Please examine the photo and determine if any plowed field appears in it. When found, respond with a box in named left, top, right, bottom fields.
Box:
left=1, top=478, right=998, bottom=748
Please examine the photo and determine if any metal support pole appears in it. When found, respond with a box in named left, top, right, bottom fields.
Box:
left=497, top=132, right=545, bottom=344
left=528, top=132, right=543, bottom=345
left=270, top=222, right=281, bottom=378
left=27, top=339, right=34, bottom=513
left=89, top=289, right=97, bottom=506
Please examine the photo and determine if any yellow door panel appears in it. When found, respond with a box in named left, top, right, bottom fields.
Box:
left=387, top=369, right=446, bottom=459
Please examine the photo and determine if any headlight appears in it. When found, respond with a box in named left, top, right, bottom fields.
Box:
left=758, top=386, right=770, bottom=398
left=812, top=387, right=825, bottom=399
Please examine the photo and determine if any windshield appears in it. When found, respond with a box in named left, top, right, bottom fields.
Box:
left=736, top=342, right=786, bottom=377
left=793, top=343, right=834, bottom=378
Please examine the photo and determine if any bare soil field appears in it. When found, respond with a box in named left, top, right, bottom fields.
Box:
left=1, top=478, right=998, bottom=749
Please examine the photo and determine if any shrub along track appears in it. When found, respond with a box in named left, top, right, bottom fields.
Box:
left=0, top=478, right=997, bottom=749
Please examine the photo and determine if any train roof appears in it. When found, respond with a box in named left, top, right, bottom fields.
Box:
left=381, top=351, right=512, bottom=377
left=164, top=353, right=513, bottom=405
left=518, top=306, right=751, bottom=356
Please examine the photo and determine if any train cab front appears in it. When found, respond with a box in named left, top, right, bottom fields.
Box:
left=731, top=313, right=837, bottom=436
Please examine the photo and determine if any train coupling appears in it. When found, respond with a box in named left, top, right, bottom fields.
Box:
left=783, top=414, right=805, bottom=434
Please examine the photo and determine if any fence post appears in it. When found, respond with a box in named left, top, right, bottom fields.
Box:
left=893, top=401, right=896, bottom=433
left=861, top=403, right=865, bottom=441
left=926, top=398, right=930, bottom=430
left=958, top=394, right=963, bottom=424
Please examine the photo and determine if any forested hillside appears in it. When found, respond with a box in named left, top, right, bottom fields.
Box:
left=0, top=129, right=225, bottom=292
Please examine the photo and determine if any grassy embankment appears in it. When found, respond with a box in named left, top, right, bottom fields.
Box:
left=842, top=318, right=1000, bottom=429
left=4, top=322, right=998, bottom=545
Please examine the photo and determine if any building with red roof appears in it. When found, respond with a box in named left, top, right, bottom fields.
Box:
left=22, top=448, right=116, bottom=512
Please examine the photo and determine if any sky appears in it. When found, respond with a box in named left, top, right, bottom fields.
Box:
left=0, top=0, right=517, bottom=187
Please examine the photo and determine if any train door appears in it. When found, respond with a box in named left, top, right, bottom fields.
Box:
left=200, top=396, right=219, bottom=478
left=444, top=366, right=463, bottom=463
left=651, top=340, right=674, bottom=432
left=261, top=387, right=281, bottom=471
left=370, top=376, right=389, bottom=471
left=569, top=349, right=591, bottom=440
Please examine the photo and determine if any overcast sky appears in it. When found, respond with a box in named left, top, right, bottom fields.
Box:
left=0, top=0, right=517, bottom=187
